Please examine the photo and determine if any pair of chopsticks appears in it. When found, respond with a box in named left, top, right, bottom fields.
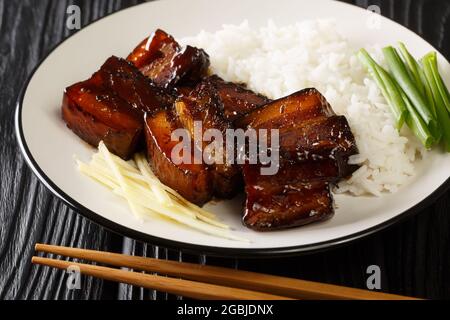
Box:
left=32, top=243, right=419, bottom=300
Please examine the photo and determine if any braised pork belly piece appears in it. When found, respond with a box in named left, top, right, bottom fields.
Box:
left=205, top=75, right=271, bottom=121
left=242, top=152, right=345, bottom=230
left=237, top=88, right=358, bottom=177
left=236, top=89, right=358, bottom=230
left=62, top=80, right=143, bottom=159
left=175, top=81, right=242, bottom=198
left=276, top=115, right=358, bottom=170
left=144, top=109, right=212, bottom=206
left=235, top=88, right=333, bottom=129
left=242, top=163, right=334, bottom=230
left=90, top=56, right=176, bottom=115
left=127, top=29, right=175, bottom=69
left=127, top=29, right=210, bottom=88
left=62, top=55, right=176, bottom=160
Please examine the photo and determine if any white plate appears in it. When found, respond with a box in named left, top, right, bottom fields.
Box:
left=15, top=0, right=450, bottom=256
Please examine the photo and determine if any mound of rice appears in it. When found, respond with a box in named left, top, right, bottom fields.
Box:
left=181, top=20, right=426, bottom=196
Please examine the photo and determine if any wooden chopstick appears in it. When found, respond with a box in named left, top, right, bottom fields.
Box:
left=34, top=243, right=418, bottom=300
left=31, top=256, right=291, bottom=300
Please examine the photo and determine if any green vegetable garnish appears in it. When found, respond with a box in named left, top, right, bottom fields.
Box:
left=421, top=52, right=450, bottom=152
left=397, top=42, right=437, bottom=119
left=400, top=88, right=435, bottom=148
left=359, top=43, right=450, bottom=151
left=358, top=49, right=406, bottom=129
left=382, top=46, right=435, bottom=127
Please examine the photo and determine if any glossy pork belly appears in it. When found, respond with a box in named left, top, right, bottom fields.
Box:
left=242, top=163, right=334, bottom=230
left=127, top=29, right=210, bottom=88
left=175, top=80, right=242, bottom=198
left=237, top=89, right=358, bottom=230
left=144, top=110, right=212, bottom=206
left=206, top=75, right=271, bottom=121
left=237, top=89, right=358, bottom=176
left=235, top=88, right=333, bottom=129
left=61, top=55, right=177, bottom=160
left=62, top=80, right=143, bottom=159
left=91, top=56, right=176, bottom=115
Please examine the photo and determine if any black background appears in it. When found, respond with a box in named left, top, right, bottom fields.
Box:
left=1, top=0, right=450, bottom=300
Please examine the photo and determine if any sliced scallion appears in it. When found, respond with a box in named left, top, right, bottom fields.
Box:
left=358, top=49, right=406, bottom=129
left=397, top=42, right=437, bottom=120
left=424, top=52, right=450, bottom=114
left=421, top=53, right=450, bottom=152
left=398, top=42, right=425, bottom=95
left=399, top=89, right=435, bottom=149
left=383, top=46, right=435, bottom=127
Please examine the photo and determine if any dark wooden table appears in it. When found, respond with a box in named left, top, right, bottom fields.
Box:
left=1, top=0, right=450, bottom=300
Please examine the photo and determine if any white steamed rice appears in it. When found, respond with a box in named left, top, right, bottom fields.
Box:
left=181, top=20, right=426, bottom=196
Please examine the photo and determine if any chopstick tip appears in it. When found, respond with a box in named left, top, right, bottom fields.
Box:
left=35, top=243, right=43, bottom=251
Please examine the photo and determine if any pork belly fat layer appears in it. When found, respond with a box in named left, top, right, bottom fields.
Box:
left=206, top=75, right=271, bottom=121
left=236, top=88, right=359, bottom=178
left=62, top=81, right=143, bottom=159
left=144, top=110, right=212, bottom=206
left=235, top=88, right=334, bottom=129
left=127, top=29, right=177, bottom=69
left=127, top=29, right=210, bottom=88
left=175, top=81, right=243, bottom=198
left=238, top=88, right=359, bottom=231
left=278, top=115, right=358, bottom=161
left=242, top=164, right=334, bottom=231
left=91, top=56, right=176, bottom=115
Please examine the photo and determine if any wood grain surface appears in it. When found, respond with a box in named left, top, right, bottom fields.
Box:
left=1, top=0, right=449, bottom=300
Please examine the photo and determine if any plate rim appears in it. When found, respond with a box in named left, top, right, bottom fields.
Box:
left=14, top=0, right=450, bottom=258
